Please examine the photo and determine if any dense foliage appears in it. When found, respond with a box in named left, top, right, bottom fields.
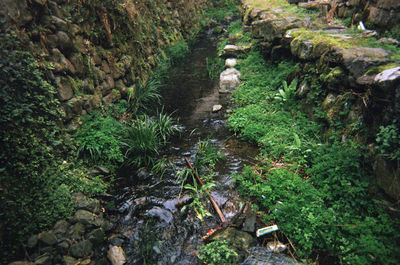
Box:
left=225, top=23, right=400, bottom=264
left=0, top=33, right=75, bottom=261
left=198, top=240, right=238, bottom=265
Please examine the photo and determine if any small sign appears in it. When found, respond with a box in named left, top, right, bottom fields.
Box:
left=256, top=225, right=279, bottom=237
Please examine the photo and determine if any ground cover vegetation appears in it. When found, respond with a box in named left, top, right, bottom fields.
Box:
left=0, top=27, right=188, bottom=262
left=222, top=21, right=400, bottom=264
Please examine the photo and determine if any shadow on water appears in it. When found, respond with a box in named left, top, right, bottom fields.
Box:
left=113, top=29, right=259, bottom=265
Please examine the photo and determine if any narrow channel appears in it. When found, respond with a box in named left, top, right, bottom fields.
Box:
left=113, top=28, right=260, bottom=264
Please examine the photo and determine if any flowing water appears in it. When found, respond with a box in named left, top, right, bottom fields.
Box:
left=112, top=29, right=284, bottom=265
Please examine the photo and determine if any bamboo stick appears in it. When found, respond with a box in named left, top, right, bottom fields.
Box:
left=184, top=157, right=226, bottom=223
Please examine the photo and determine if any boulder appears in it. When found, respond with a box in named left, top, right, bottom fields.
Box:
left=337, top=47, right=390, bottom=78
left=53, top=219, right=70, bottom=235
left=74, top=209, right=96, bottom=226
left=221, top=45, right=246, bottom=58
left=146, top=206, right=173, bottom=224
left=107, top=246, right=127, bottom=265
left=70, top=240, right=93, bottom=258
left=73, top=193, right=101, bottom=214
left=51, top=48, right=76, bottom=74
left=70, top=222, right=86, bottom=240
left=55, top=76, right=74, bottom=101
left=63, top=256, right=77, bottom=265
left=377, top=0, right=400, bottom=9
left=212, top=227, right=256, bottom=251
left=240, top=247, right=297, bottom=265
left=374, top=156, right=400, bottom=200
left=88, top=228, right=106, bottom=246
left=34, top=254, right=52, bottom=265
left=51, top=16, right=68, bottom=32
left=219, top=68, right=241, bottom=93
left=367, top=7, right=392, bottom=26
left=8, top=260, right=35, bottom=265
left=291, top=39, right=313, bottom=60
left=296, top=80, right=310, bottom=98
left=38, top=231, right=57, bottom=246
left=56, top=31, right=74, bottom=52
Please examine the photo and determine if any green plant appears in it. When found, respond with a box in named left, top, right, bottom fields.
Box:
left=198, top=240, right=238, bottom=265
left=206, top=57, right=224, bottom=80
left=182, top=180, right=215, bottom=221
left=127, top=78, right=162, bottom=115
left=73, top=111, right=125, bottom=167
left=0, top=32, right=73, bottom=262
left=122, top=113, right=180, bottom=168
left=274, top=79, right=298, bottom=104
left=376, top=122, right=400, bottom=161
left=194, top=139, right=225, bottom=182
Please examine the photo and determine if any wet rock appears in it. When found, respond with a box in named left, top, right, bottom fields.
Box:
left=50, top=16, right=68, bottom=32
left=38, top=231, right=57, bottom=246
left=219, top=68, right=241, bottom=93
left=212, top=104, right=223, bottom=112
left=147, top=206, right=173, bottom=224
left=88, top=228, right=106, bottom=246
left=241, top=247, right=297, bottom=265
left=34, top=254, right=52, bottom=265
left=163, top=194, right=192, bottom=212
left=57, top=240, right=70, bottom=253
left=70, top=222, right=86, bottom=240
left=63, top=256, right=77, bottom=265
left=225, top=58, right=238, bottom=68
left=74, top=209, right=96, bottom=226
left=53, top=219, right=70, bottom=235
left=107, top=246, right=127, bottom=265
left=212, top=227, right=256, bottom=251
left=27, top=234, right=38, bottom=248
left=74, top=193, right=101, bottom=213
left=267, top=241, right=287, bottom=253
left=109, top=236, right=124, bottom=247
left=70, top=240, right=93, bottom=258
left=242, top=212, right=257, bottom=233
left=8, top=262, right=35, bottom=265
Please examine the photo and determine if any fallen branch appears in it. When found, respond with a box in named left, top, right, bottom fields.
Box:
left=185, top=157, right=226, bottom=223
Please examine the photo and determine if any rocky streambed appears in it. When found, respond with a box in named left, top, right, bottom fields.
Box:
left=109, top=28, right=299, bottom=265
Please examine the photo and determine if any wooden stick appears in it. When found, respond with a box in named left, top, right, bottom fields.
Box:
left=185, top=157, right=226, bottom=223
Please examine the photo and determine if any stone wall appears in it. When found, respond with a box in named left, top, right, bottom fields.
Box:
left=289, top=0, right=400, bottom=29
left=0, top=0, right=208, bottom=128
left=241, top=0, right=400, bottom=200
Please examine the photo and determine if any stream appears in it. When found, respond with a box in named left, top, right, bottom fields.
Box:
left=111, top=28, right=295, bottom=265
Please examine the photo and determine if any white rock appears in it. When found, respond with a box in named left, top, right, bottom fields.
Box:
left=375, top=67, right=400, bottom=82
left=107, top=246, right=126, bottom=265
left=219, top=68, right=241, bottom=92
left=212, top=104, right=222, bottom=112
left=225, top=58, right=237, bottom=68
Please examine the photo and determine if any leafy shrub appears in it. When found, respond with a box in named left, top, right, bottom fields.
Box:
left=73, top=111, right=125, bottom=167
left=198, top=240, right=238, bottom=265
left=376, top=123, right=400, bottom=161
left=165, top=41, right=189, bottom=65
